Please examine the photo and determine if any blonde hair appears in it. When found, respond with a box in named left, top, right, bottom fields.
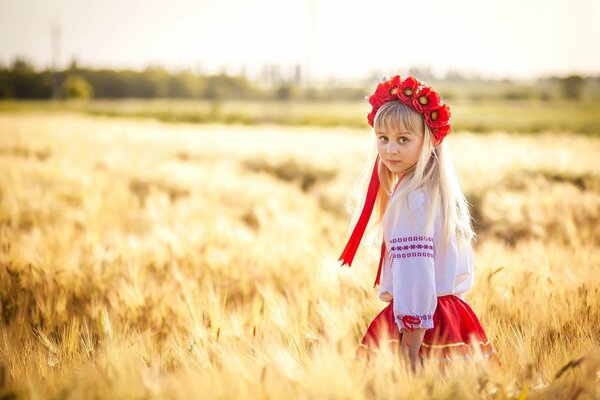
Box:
left=345, top=100, right=475, bottom=254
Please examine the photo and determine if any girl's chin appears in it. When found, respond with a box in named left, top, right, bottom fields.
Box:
left=386, top=163, right=409, bottom=174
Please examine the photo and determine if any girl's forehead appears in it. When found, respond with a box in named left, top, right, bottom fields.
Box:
left=377, top=119, right=416, bottom=135
left=376, top=127, right=415, bottom=135
left=376, top=130, right=415, bottom=136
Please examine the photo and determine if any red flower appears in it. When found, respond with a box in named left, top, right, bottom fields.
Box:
left=397, top=76, right=420, bottom=104
left=425, top=103, right=451, bottom=129
left=365, top=74, right=453, bottom=145
left=367, top=108, right=376, bottom=127
left=412, top=86, right=440, bottom=113
left=368, top=75, right=401, bottom=108
left=432, top=124, right=451, bottom=144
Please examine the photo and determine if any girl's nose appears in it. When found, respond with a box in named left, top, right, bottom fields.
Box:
left=386, top=141, right=399, bottom=154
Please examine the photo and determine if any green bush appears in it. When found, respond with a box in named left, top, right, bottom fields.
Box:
left=62, top=75, right=93, bottom=99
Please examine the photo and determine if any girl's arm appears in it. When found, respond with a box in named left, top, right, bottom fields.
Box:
left=400, top=328, right=426, bottom=373
left=387, top=190, right=437, bottom=370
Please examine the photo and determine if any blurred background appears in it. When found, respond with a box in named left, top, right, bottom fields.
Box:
left=1, top=0, right=600, bottom=399
left=0, top=0, right=599, bottom=133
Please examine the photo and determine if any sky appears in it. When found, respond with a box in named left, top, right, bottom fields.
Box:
left=1, top=0, right=599, bottom=82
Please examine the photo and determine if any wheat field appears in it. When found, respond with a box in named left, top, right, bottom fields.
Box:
left=0, top=112, right=599, bottom=399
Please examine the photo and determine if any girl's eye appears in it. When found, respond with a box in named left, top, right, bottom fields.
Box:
left=378, top=135, right=408, bottom=144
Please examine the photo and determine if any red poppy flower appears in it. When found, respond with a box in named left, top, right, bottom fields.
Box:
left=397, top=76, right=420, bottom=103
left=432, top=124, right=451, bottom=144
left=365, top=74, right=453, bottom=143
left=367, top=108, right=376, bottom=127
left=368, top=75, right=401, bottom=108
left=367, top=94, right=381, bottom=109
left=412, top=86, right=441, bottom=113
left=425, top=103, right=451, bottom=129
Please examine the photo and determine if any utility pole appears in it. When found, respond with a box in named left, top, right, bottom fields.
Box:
left=51, top=21, right=61, bottom=100
left=305, top=0, right=317, bottom=88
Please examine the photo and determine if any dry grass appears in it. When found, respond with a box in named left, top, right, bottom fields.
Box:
left=0, top=112, right=599, bottom=399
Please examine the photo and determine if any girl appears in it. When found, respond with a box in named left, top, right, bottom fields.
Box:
left=338, top=75, right=499, bottom=373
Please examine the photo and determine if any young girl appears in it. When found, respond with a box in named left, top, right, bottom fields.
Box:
left=338, top=75, right=499, bottom=373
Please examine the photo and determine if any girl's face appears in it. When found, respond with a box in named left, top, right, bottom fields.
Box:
left=375, top=124, right=424, bottom=175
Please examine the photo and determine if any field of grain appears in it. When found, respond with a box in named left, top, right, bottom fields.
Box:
left=2, top=98, right=599, bottom=134
left=0, top=112, right=599, bottom=399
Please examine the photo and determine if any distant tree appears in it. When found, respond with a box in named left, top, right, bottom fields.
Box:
left=293, top=64, right=302, bottom=85
left=68, top=58, right=80, bottom=73
left=62, top=75, right=93, bottom=99
left=9, top=58, right=52, bottom=98
left=274, top=84, right=292, bottom=100
left=203, top=74, right=255, bottom=100
left=167, top=70, right=202, bottom=98
left=560, top=75, right=584, bottom=99
left=0, top=65, right=13, bottom=98
left=11, top=58, right=35, bottom=74
left=143, top=66, right=169, bottom=97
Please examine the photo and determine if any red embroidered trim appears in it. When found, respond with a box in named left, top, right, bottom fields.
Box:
left=391, top=244, right=434, bottom=251
left=391, top=252, right=434, bottom=259
left=388, top=236, right=435, bottom=259
left=400, top=315, right=422, bottom=332
left=399, top=314, right=433, bottom=332
left=414, top=314, right=434, bottom=320
left=390, top=236, right=433, bottom=243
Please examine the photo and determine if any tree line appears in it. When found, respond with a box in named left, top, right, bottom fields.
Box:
left=0, top=58, right=597, bottom=101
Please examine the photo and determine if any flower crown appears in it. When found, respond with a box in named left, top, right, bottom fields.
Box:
left=366, top=75, right=452, bottom=146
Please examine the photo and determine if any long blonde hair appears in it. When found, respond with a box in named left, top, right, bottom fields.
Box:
left=345, top=100, right=475, bottom=253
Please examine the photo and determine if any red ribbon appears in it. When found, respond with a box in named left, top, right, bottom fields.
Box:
left=339, top=156, right=407, bottom=289
left=372, top=241, right=386, bottom=288
left=401, top=315, right=422, bottom=332
left=338, top=154, right=381, bottom=268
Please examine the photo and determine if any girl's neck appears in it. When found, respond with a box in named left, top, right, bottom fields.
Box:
left=392, top=173, right=406, bottom=196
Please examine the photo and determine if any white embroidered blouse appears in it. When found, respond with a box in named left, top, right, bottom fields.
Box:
left=377, top=185, right=475, bottom=333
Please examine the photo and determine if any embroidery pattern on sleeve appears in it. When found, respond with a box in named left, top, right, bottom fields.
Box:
left=388, top=236, right=435, bottom=259
left=398, top=313, right=434, bottom=331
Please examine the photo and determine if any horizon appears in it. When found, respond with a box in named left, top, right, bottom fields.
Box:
left=3, top=57, right=598, bottom=85
left=1, top=0, right=599, bottom=84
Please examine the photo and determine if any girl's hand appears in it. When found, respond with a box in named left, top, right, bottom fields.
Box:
left=400, top=328, right=426, bottom=374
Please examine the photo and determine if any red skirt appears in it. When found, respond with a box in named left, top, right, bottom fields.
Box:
left=356, top=294, right=500, bottom=366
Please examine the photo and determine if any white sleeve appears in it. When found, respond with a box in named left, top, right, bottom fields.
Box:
left=388, top=190, right=437, bottom=332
